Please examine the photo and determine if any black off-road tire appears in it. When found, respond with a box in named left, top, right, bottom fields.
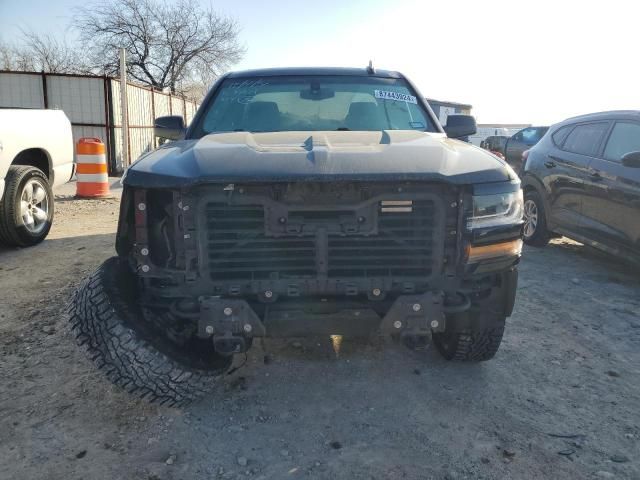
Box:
left=433, top=321, right=505, bottom=362
left=0, top=165, right=54, bottom=247
left=523, top=189, right=550, bottom=247
left=69, top=257, right=232, bottom=406
left=434, top=269, right=516, bottom=362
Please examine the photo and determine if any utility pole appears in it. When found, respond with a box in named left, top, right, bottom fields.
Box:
left=119, top=48, right=129, bottom=169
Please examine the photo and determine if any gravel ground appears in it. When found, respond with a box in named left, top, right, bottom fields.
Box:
left=0, top=194, right=638, bottom=480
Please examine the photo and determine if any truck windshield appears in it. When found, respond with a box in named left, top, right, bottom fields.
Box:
left=192, top=75, right=436, bottom=136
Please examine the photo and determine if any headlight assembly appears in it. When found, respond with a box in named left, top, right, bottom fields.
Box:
left=468, top=190, right=523, bottom=229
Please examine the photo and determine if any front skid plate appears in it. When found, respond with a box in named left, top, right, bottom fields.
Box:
left=198, top=292, right=445, bottom=338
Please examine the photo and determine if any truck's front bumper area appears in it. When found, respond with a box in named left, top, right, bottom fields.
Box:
left=193, top=264, right=518, bottom=355
left=197, top=291, right=447, bottom=354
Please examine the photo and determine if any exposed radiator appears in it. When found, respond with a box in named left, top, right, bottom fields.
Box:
left=327, top=200, right=435, bottom=278
left=204, top=198, right=438, bottom=281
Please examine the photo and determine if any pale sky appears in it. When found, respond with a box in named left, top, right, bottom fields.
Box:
left=1, top=0, right=638, bottom=125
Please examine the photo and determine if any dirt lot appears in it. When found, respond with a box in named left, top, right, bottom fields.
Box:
left=1, top=193, right=638, bottom=480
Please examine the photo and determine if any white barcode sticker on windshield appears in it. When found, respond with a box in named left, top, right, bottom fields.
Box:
left=374, top=90, right=417, bottom=104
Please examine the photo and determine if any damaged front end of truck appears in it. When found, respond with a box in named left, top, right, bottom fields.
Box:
left=115, top=176, right=521, bottom=358
left=69, top=67, right=523, bottom=406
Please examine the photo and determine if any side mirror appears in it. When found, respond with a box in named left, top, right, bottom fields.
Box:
left=154, top=115, right=185, bottom=141
left=622, top=151, right=640, bottom=168
left=444, top=115, right=477, bottom=139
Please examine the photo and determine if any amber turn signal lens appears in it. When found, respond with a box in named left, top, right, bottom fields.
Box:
left=466, top=239, right=523, bottom=262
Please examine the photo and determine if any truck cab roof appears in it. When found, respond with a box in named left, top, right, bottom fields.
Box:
left=226, top=67, right=404, bottom=79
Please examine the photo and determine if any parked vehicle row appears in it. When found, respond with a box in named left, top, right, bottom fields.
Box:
left=504, top=126, right=549, bottom=169
left=2, top=68, right=638, bottom=410
left=480, top=135, right=508, bottom=158
left=520, top=110, right=640, bottom=264
left=479, top=127, right=549, bottom=168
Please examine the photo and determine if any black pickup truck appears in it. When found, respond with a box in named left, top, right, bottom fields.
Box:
left=70, top=67, right=524, bottom=406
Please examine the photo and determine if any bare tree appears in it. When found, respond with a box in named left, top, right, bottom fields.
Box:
left=74, top=0, right=244, bottom=93
left=0, top=33, right=87, bottom=74
left=179, top=62, right=220, bottom=102
left=20, top=31, right=88, bottom=73
left=0, top=41, right=17, bottom=70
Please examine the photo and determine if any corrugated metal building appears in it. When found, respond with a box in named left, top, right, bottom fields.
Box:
left=0, top=70, right=198, bottom=174
left=426, top=98, right=473, bottom=126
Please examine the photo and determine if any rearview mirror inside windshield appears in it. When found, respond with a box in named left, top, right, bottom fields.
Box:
left=299, top=86, right=335, bottom=101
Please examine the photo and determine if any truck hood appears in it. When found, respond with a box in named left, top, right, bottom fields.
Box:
left=124, top=130, right=515, bottom=188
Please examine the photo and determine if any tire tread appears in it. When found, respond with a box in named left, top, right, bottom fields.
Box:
left=68, top=258, right=228, bottom=407
left=434, top=319, right=506, bottom=362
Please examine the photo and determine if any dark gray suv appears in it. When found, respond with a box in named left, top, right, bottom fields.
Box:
left=520, top=111, right=640, bottom=263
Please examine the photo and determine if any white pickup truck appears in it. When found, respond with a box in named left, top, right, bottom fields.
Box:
left=0, top=109, right=74, bottom=246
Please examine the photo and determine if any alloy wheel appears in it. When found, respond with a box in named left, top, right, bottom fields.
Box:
left=20, top=178, right=50, bottom=234
left=523, top=199, right=538, bottom=239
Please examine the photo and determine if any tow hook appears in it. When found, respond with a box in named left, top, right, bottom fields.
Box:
left=380, top=291, right=446, bottom=335
left=212, top=335, right=247, bottom=356
left=198, top=297, right=266, bottom=355
left=400, top=331, right=431, bottom=350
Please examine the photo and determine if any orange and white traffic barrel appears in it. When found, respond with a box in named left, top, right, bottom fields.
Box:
left=75, top=137, right=110, bottom=198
